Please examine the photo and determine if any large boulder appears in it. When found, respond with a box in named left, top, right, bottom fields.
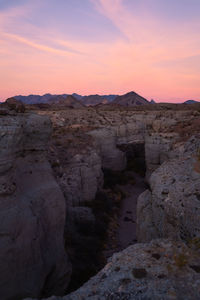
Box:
left=26, top=239, right=200, bottom=300
left=0, top=113, right=71, bottom=299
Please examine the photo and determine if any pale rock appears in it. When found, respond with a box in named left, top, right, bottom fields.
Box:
left=0, top=113, right=71, bottom=299
left=137, top=136, right=200, bottom=242
left=26, top=239, right=200, bottom=300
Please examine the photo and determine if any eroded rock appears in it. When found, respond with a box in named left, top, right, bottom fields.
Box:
left=0, top=113, right=71, bottom=299
left=137, top=136, right=200, bottom=243
left=25, top=239, right=200, bottom=300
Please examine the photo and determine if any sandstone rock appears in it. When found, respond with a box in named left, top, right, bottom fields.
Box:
left=144, top=132, right=179, bottom=179
left=137, top=190, right=158, bottom=242
left=60, top=151, right=103, bottom=206
left=0, top=113, right=71, bottom=299
left=89, top=128, right=126, bottom=171
left=15, top=103, right=200, bottom=300
left=26, top=239, right=200, bottom=300
left=137, top=136, right=200, bottom=243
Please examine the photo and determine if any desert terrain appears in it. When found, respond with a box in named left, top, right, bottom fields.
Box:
left=0, top=94, right=200, bottom=299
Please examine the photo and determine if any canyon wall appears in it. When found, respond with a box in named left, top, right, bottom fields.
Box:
left=39, top=107, right=200, bottom=299
left=42, top=109, right=200, bottom=241
left=0, top=112, right=71, bottom=299
left=26, top=106, right=200, bottom=300
left=137, top=135, right=200, bottom=243
left=1, top=105, right=199, bottom=299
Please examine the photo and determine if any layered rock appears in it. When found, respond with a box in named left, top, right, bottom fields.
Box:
left=0, top=113, right=71, bottom=299
left=137, top=136, right=200, bottom=243
left=25, top=239, right=200, bottom=300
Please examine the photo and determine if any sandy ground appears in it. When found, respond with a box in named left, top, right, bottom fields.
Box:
left=117, top=172, right=147, bottom=250
left=104, top=172, right=147, bottom=258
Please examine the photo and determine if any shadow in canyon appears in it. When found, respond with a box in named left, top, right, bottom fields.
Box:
left=66, top=142, right=148, bottom=293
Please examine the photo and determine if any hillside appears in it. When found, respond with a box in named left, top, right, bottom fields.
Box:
left=112, top=91, right=149, bottom=106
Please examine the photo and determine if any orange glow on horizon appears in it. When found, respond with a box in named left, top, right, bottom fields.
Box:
left=0, top=0, right=199, bottom=102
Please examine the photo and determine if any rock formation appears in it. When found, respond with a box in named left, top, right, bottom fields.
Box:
left=0, top=112, right=71, bottom=299
left=25, top=239, right=200, bottom=300
left=137, top=135, right=200, bottom=243
left=1, top=100, right=200, bottom=299
left=0, top=97, right=25, bottom=113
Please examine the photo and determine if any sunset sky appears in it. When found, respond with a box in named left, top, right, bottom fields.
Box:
left=0, top=0, right=200, bottom=102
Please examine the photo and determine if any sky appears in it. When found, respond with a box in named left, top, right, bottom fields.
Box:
left=0, top=0, right=200, bottom=102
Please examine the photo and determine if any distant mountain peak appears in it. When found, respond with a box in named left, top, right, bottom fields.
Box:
left=112, top=91, right=149, bottom=106
left=184, top=100, right=199, bottom=104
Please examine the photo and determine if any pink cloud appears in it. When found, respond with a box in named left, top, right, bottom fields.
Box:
left=0, top=0, right=199, bottom=102
left=2, top=32, right=85, bottom=56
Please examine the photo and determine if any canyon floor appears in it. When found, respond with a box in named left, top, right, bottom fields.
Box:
left=118, top=171, right=147, bottom=249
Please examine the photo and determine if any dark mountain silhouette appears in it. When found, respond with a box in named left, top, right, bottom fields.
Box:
left=112, top=91, right=149, bottom=106
left=49, top=95, right=84, bottom=108
left=184, top=100, right=199, bottom=104
left=15, top=94, right=68, bottom=104
left=80, top=94, right=116, bottom=106
left=14, top=93, right=117, bottom=106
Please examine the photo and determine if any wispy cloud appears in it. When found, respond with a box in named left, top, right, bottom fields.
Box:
left=91, top=0, right=200, bottom=58
left=0, top=0, right=200, bottom=102
left=0, top=1, right=87, bottom=57
left=90, top=0, right=135, bottom=40
left=0, top=1, right=37, bottom=25
left=2, top=32, right=86, bottom=56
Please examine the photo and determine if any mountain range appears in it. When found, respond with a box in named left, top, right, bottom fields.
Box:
left=14, top=91, right=150, bottom=107
left=13, top=92, right=199, bottom=106
left=15, top=93, right=117, bottom=106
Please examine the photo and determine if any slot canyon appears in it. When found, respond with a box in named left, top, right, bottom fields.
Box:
left=0, top=101, right=200, bottom=299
